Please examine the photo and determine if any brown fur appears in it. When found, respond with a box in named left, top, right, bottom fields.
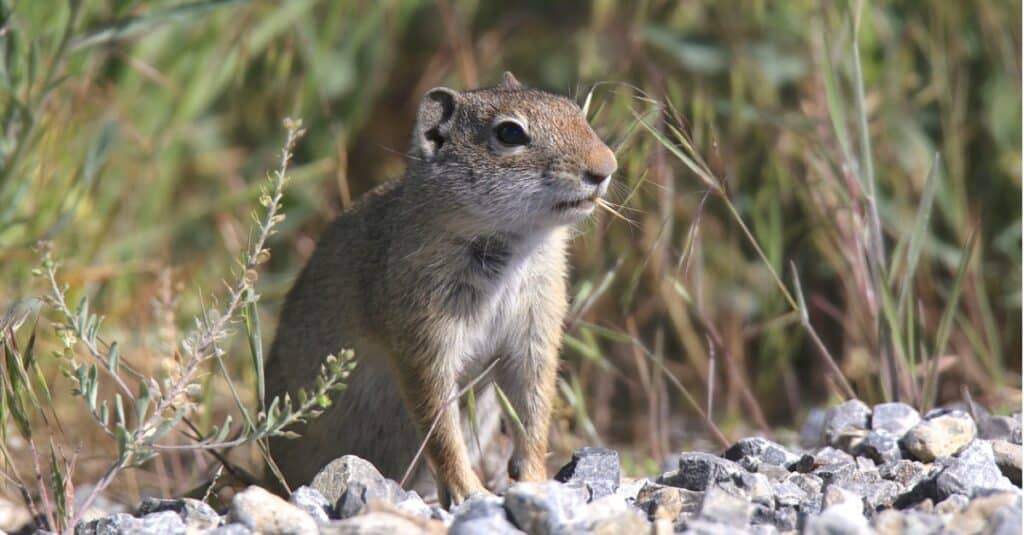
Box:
left=266, top=72, right=616, bottom=506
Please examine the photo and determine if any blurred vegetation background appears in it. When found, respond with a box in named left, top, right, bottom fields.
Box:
left=0, top=0, right=1020, bottom=506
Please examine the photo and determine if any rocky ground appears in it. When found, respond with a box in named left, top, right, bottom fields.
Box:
left=23, top=401, right=1024, bottom=534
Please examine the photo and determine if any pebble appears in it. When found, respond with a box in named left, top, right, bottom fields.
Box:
left=228, top=486, right=318, bottom=535
left=901, top=411, right=977, bottom=461
left=450, top=496, right=523, bottom=535
left=657, top=452, right=742, bottom=491
left=991, top=438, right=1023, bottom=485
left=870, top=402, right=921, bottom=438
left=503, top=481, right=588, bottom=535
left=137, top=497, right=220, bottom=533
left=553, top=447, right=620, bottom=501
left=823, top=399, right=871, bottom=446
left=288, top=486, right=333, bottom=524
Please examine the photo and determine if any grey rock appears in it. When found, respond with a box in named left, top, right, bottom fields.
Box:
left=871, top=508, right=944, bottom=535
left=503, top=481, right=588, bottom=535
left=393, top=491, right=432, bottom=518
left=311, top=455, right=388, bottom=506
left=723, top=437, right=801, bottom=467
left=697, top=487, right=752, bottom=528
left=812, top=462, right=856, bottom=486
left=566, top=494, right=649, bottom=534
left=856, top=430, right=901, bottom=465
left=229, top=486, right=317, bottom=535
left=137, top=497, right=220, bottom=532
left=822, top=485, right=864, bottom=511
left=732, top=472, right=773, bottom=507
left=933, top=493, right=969, bottom=514
left=751, top=504, right=797, bottom=532
left=934, top=440, right=1016, bottom=500
left=772, top=480, right=807, bottom=509
left=786, top=473, right=824, bottom=514
left=800, top=408, right=828, bottom=448
left=318, top=511, right=434, bottom=534
left=658, top=453, right=742, bottom=491
left=554, top=447, right=621, bottom=501
left=823, top=400, right=871, bottom=446
left=786, top=454, right=815, bottom=474
left=613, top=477, right=649, bottom=504
left=680, top=519, right=740, bottom=535
left=76, top=511, right=186, bottom=535
left=206, top=524, right=253, bottom=535
left=814, top=446, right=855, bottom=466
left=870, top=402, right=921, bottom=439
left=833, top=429, right=870, bottom=455
left=978, top=414, right=1022, bottom=444
left=450, top=496, right=522, bottom=535
left=948, top=492, right=1022, bottom=535
left=634, top=482, right=702, bottom=521
left=803, top=499, right=871, bottom=535
left=754, top=462, right=791, bottom=481
left=991, top=438, right=1023, bottom=485
left=901, top=410, right=977, bottom=462
left=289, top=486, right=333, bottom=524
left=879, top=459, right=936, bottom=492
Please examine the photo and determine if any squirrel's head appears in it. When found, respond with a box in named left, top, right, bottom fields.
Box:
left=407, top=72, right=617, bottom=234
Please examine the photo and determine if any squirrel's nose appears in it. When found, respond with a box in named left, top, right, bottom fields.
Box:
left=583, top=143, right=617, bottom=185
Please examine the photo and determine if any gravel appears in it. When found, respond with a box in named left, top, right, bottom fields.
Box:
left=62, top=402, right=1023, bottom=535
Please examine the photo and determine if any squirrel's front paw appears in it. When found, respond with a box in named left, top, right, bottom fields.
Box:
left=438, top=474, right=490, bottom=508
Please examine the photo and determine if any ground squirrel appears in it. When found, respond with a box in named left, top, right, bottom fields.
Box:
left=266, top=72, right=617, bottom=506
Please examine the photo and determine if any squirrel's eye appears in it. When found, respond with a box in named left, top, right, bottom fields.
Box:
left=494, top=121, right=530, bottom=146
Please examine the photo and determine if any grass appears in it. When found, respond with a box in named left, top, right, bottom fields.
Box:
left=0, top=0, right=1019, bottom=524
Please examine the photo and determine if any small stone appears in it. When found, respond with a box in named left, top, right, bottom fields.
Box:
left=393, top=491, right=432, bottom=518
left=821, top=485, right=863, bottom=511
left=751, top=504, right=797, bottom=532
left=310, top=455, right=388, bottom=506
left=137, top=497, right=220, bottom=533
left=553, top=447, right=621, bottom=501
left=206, top=524, right=252, bottom=535
left=948, top=492, right=1022, bottom=535
left=871, top=509, right=944, bottom=535
left=657, top=453, right=742, bottom=491
left=800, top=408, right=828, bottom=448
left=755, top=463, right=791, bottom=481
left=568, top=494, right=649, bottom=534
left=978, top=414, right=1023, bottom=443
left=614, top=477, right=649, bottom=504
left=991, top=439, right=1023, bottom=485
left=229, top=486, right=317, bottom=535
left=77, top=511, right=187, bottom=535
left=934, top=440, right=1016, bottom=500
left=503, top=481, right=588, bottom=535
left=786, top=473, right=824, bottom=514
left=732, top=472, right=773, bottom=507
left=879, top=460, right=935, bottom=490
left=812, top=462, right=856, bottom=486
left=871, top=402, right=921, bottom=438
left=697, top=486, right=753, bottom=528
left=771, top=480, right=807, bottom=509
left=856, top=431, right=901, bottom=465
left=804, top=499, right=871, bottom=535
left=634, top=482, right=702, bottom=521
left=901, top=411, right=977, bottom=462
left=823, top=400, right=872, bottom=446
left=318, top=511, right=437, bottom=534
left=814, top=446, right=855, bottom=466
left=450, top=496, right=522, bottom=535
left=723, top=437, right=801, bottom=467
left=934, top=493, right=969, bottom=514
left=833, top=429, right=870, bottom=455
left=288, top=486, right=332, bottom=524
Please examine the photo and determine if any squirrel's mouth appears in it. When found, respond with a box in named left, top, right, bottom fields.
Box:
left=554, top=194, right=599, bottom=212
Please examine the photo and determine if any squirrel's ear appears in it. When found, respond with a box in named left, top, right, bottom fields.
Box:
left=499, top=71, right=522, bottom=90
left=412, top=87, right=460, bottom=161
